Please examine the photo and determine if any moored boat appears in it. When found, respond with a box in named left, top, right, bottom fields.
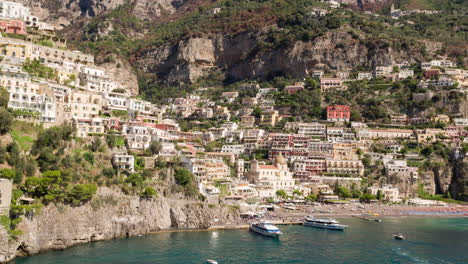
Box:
left=250, top=222, right=282, bottom=237
left=303, top=216, right=347, bottom=230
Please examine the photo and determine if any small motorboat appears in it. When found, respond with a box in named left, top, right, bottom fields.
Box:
left=250, top=222, right=282, bottom=237
left=206, top=260, right=218, bottom=264
left=304, top=216, right=347, bottom=230
left=393, top=233, right=405, bottom=240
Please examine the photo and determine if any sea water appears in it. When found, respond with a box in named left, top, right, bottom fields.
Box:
left=13, top=217, right=468, bottom=264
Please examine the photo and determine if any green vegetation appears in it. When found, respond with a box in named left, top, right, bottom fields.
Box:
left=36, top=39, right=54, bottom=47
left=10, top=130, right=34, bottom=151
left=275, top=78, right=322, bottom=120
left=111, top=110, right=129, bottom=120
left=141, top=186, right=158, bottom=199
left=0, top=109, right=13, bottom=135
left=359, top=193, right=376, bottom=203
left=66, top=184, right=98, bottom=205
left=22, top=59, right=58, bottom=81
left=173, top=167, right=198, bottom=197
left=275, top=189, right=287, bottom=199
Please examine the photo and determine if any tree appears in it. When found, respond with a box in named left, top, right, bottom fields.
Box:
left=359, top=193, right=376, bottom=203
left=0, top=109, right=13, bottom=135
left=148, top=141, right=162, bottom=156
left=276, top=189, right=287, bottom=199
left=421, top=146, right=434, bottom=157
left=141, top=187, right=157, bottom=198
left=66, top=184, right=98, bottom=205
left=293, top=189, right=303, bottom=196
left=305, top=194, right=317, bottom=202
left=0, top=168, right=16, bottom=179
left=350, top=109, right=362, bottom=122
left=0, top=86, right=9, bottom=107
left=350, top=183, right=362, bottom=198
left=252, top=107, right=262, bottom=118
left=125, top=173, right=144, bottom=188
left=376, top=190, right=384, bottom=200
left=102, top=167, right=116, bottom=178
left=336, top=186, right=352, bottom=199
left=174, top=167, right=193, bottom=186
left=106, top=134, right=117, bottom=149
left=90, top=137, right=102, bottom=152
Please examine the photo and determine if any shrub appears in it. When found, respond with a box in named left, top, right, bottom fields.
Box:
left=102, top=167, right=116, bottom=178
left=174, top=167, right=193, bottom=186
left=141, top=187, right=157, bottom=198
left=66, top=184, right=98, bottom=205
left=83, top=152, right=95, bottom=164
left=0, top=109, right=13, bottom=135
left=276, top=189, right=287, bottom=199
left=0, top=168, right=16, bottom=179
left=359, top=193, right=376, bottom=203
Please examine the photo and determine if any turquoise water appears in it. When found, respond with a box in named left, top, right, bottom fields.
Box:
left=13, top=218, right=468, bottom=264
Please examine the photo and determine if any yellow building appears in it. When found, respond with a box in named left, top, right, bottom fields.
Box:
left=260, top=110, right=281, bottom=127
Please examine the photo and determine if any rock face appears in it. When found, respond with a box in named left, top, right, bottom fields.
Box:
left=450, top=159, right=468, bottom=201
left=0, top=188, right=238, bottom=263
left=101, top=60, right=140, bottom=96
left=138, top=31, right=424, bottom=84
left=0, top=226, right=17, bottom=263
left=16, top=0, right=195, bottom=27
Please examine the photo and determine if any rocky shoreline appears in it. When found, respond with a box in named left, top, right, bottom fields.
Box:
left=0, top=188, right=239, bottom=263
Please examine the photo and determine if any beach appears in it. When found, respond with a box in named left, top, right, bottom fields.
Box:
left=209, top=203, right=468, bottom=230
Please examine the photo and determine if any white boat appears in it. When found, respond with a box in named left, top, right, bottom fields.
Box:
left=303, top=216, right=347, bottom=230
left=250, top=222, right=282, bottom=237
left=206, top=260, right=218, bottom=264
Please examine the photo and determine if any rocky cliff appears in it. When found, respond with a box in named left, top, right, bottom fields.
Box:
left=137, top=30, right=427, bottom=84
left=0, top=188, right=238, bottom=263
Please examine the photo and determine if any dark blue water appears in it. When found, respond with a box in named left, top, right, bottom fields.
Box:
left=13, top=218, right=468, bottom=264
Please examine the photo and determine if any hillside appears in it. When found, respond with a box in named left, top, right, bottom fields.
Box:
left=21, top=1, right=465, bottom=90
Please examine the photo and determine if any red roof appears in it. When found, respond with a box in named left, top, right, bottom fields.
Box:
left=327, top=105, right=350, bottom=111
left=258, top=165, right=278, bottom=170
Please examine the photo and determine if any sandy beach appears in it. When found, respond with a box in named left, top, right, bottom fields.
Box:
left=208, top=203, right=468, bottom=230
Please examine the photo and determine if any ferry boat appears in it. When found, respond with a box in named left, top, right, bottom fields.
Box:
left=250, top=222, right=282, bottom=237
left=303, top=216, right=347, bottom=230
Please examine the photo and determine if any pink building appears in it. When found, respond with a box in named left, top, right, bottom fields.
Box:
left=326, top=105, right=350, bottom=122
left=0, top=20, right=26, bottom=35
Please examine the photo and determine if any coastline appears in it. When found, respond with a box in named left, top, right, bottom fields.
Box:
left=7, top=204, right=467, bottom=263
left=152, top=203, right=468, bottom=233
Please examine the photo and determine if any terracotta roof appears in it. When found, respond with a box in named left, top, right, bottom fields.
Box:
left=258, top=165, right=278, bottom=170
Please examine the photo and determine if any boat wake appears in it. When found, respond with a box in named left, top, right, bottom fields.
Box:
left=392, top=247, right=430, bottom=264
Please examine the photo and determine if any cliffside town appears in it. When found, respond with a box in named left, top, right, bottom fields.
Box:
left=0, top=0, right=467, bottom=262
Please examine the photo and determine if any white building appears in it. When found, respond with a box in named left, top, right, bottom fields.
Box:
left=74, top=117, right=105, bottom=137
left=384, top=159, right=418, bottom=179
left=374, top=66, right=393, bottom=78
left=0, top=1, right=30, bottom=19
left=1, top=72, right=57, bottom=123
left=398, top=69, right=414, bottom=79
left=221, top=144, right=245, bottom=155
left=112, top=154, right=135, bottom=172
left=123, top=125, right=152, bottom=150
left=368, top=184, right=400, bottom=202
left=248, top=155, right=295, bottom=198
left=357, top=72, right=372, bottom=80
left=69, top=91, right=102, bottom=121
